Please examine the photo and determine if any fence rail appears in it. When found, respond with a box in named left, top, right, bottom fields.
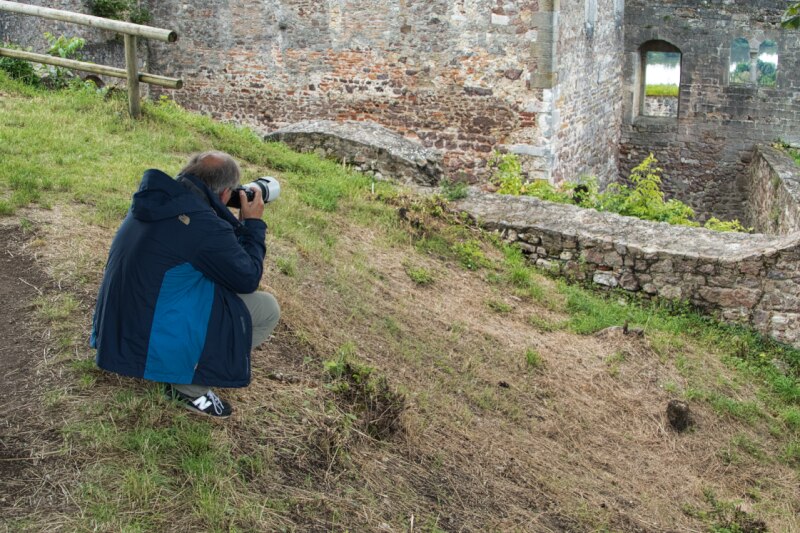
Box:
left=0, top=0, right=182, bottom=117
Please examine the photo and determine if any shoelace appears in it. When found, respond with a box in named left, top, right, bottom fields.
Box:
left=205, top=390, right=226, bottom=415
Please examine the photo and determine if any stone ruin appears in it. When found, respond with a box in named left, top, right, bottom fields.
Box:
left=3, top=0, right=800, bottom=345
left=262, top=120, right=800, bottom=348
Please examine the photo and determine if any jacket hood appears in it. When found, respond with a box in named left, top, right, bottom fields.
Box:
left=130, top=170, right=242, bottom=230
left=130, top=169, right=208, bottom=222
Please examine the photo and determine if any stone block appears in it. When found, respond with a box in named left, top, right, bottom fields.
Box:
left=593, top=271, right=619, bottom=288
left=659, top=285, right=683, bottom=300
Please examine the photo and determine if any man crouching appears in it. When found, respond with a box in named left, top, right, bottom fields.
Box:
left=90, top=151, right=280, bottom=418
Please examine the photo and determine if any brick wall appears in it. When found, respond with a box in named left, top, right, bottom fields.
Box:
left=144, top=0, right=549, bottom=182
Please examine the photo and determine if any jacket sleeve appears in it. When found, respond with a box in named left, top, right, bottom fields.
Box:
left=191, top=218, right=267, bottom=294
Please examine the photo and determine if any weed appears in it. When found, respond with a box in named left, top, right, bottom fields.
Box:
left=405, top=264, right=434, bottom=285
left=324, top=344, right=406, bottom=440
left=276, top=255, right=297, bottom=276
left=489, top=152, right=748, bottom=232
left=781, top=406, right=800, bottom=432
left=783, top=440, right=800, bottom=465
left=528, top=314, right=565, bottom=332
left=525, top=349, right=543, bottom=369
left=452, top=239, right=490, bottom=270
left=487, top=299, right=512, bottom=313
left=439, top=178, right=469, bottom=201
left=682, top=488, right=768, bottom=532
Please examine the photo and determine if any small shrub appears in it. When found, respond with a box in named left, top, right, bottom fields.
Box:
left=452, top=240, right=490, bottom=270
left=405, top=265, right=434, bottom=286
left=0, top=43, right=41, bottom=86
left=43, top=33, right=86, bottom=88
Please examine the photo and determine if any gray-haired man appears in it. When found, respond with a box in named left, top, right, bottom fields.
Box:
left=92, top=151, right=280, bottom=417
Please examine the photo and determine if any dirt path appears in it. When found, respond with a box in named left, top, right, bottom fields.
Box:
left=0, top=224, right=66, bottom=522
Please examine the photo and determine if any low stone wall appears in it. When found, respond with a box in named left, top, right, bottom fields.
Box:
left=744, top=145, right=800, bottom=235
left=265, top=120, right=444, bottom=187
left=644, top=96, right=677, bottom=118
left=455, top=191, right=800, bottom=348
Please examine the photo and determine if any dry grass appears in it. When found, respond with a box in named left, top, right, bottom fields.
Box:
left=4, top=196, right=797, bottom=532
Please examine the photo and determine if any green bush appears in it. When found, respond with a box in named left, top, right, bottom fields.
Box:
left=488, top=152, right=750, bottom=232
left=44, top=33, right=86, bottom=88
left=0, top=43, right=40, bottom=86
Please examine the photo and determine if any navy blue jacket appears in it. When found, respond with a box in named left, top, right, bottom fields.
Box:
left=91, top=170, right=267, bottom=387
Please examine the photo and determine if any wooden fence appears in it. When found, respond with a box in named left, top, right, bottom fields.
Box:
left=0, top=0, right=182, bottom=117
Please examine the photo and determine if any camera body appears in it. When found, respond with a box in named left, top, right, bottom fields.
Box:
left=226, top=177, right=280, bottom=208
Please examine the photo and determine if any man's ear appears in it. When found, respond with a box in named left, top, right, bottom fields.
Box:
left=220, top=188, right=233, bottom=206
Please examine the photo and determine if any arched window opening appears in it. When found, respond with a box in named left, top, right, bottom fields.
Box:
left=640, top=41, right=681, bottom=118
left=729, top=37, right=751, bottom=84
left=758, top=40, right=778, bottom=86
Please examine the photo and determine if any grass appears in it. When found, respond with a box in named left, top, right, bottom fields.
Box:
left=645, top=84, right=679, bottom=97
left=2, top=71, right=799, bottom=531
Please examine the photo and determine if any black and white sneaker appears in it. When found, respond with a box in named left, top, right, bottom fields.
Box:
left=165, top=385, right=233, bottom=418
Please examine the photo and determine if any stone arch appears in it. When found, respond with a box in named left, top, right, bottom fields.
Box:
left=638, top=40, right=682, bottom=118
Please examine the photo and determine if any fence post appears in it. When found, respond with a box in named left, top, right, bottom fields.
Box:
left=124, top=34, right=140, bottom=118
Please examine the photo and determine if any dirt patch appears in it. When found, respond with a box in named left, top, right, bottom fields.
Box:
left=0, top=223, right=71, bottom=521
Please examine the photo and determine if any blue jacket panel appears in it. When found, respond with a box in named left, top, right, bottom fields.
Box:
left=91, top=169, right=267, bottom=387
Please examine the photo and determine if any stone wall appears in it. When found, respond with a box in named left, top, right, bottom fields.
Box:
left=1, top=0, right=624, bottom=187
left=621, top=1, right=800, bottom=222
left=745, top=145, right=800, bottom=235
left=142, top=0, right=550, bottom=183
left=548, top=0, right=624, bottom=187
left=455, top=190, right=800, bottom=348
left=265, top=120, right=444, bottom=186
left=644, top=96, right=678, bottom=118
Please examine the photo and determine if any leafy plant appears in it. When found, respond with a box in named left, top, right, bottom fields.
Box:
left=405, top=265, right=434, bottom=286
left=0, top=43, right=40, bottom=86
left=783, top=2, right=800, bottom=29
left=704, top=217, right=752, bottom=233
left=489, top=152, right=749, bottom=232
left=44, top=33, right=86, bottom=88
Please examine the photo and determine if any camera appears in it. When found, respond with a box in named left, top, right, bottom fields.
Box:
left=226, top=177, right=280, bottom=208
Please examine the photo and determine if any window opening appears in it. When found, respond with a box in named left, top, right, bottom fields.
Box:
left=758, top=40, right=777, bottom=86
left=643, top=50, right=680, bottom=118
left=729, top=37, right=751, bottom=84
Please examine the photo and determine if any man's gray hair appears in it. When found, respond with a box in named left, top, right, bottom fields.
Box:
left=179, top=151, right=241, bottom=194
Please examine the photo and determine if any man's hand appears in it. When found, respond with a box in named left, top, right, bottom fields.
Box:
left=239, top=187, right=265, bottom=221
